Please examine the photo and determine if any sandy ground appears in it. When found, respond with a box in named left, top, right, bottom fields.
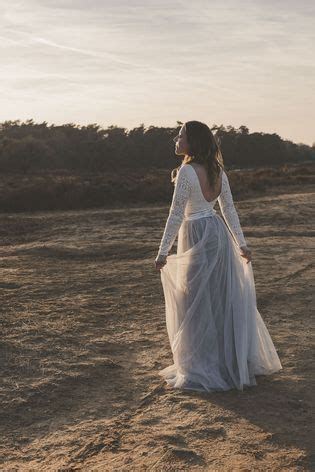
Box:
left=0, top=184, right=314, bottom=471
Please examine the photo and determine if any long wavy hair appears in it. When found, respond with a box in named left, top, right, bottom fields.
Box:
left=171, top=121, right=225, bottom=186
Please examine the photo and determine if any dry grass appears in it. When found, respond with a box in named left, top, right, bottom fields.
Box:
left=0, top=181, right=314, bottom=470
left=1, top=162, right=314, bottom=212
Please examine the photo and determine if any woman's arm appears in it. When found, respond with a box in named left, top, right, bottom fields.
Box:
left=155, top=165, right=192, bottom=261
left=217, top=170, right=247, bottom=248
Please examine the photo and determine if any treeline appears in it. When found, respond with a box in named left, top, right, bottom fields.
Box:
left=0, top=119, right=314, bottom=174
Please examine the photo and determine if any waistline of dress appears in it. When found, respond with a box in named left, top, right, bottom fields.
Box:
left=184, top=207, right=217, bottom=221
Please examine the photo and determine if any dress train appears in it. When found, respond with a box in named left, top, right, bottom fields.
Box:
left=159, top=212, right=282, bottom=392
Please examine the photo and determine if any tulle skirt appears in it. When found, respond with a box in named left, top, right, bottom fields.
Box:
left=159, top=212, right=282, bottom=392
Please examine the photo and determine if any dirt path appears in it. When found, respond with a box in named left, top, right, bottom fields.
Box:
left=0, top=187, right=314, bottom=471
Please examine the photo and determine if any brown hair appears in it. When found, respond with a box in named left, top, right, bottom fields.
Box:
left=171, top=121, right=225, bottom=186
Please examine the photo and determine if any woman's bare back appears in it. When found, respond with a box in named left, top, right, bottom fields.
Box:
left=188, top=163, right=223, bottom=203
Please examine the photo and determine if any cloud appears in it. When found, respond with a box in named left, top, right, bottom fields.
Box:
left=0, top=0, right=314, bottom=144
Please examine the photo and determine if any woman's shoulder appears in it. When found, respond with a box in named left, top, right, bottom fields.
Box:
left=182, top=162, right=197, bottom=171
left=180, top=163, right=196, bottom=177
left=173, top=163, right=194, bottom=186
left=177, top=163, right=193, bottom=177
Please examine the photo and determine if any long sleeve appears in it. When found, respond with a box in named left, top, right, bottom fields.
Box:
left=218, top=170, right=247, bottom=248
left=156, top=165, right=192, bottom=259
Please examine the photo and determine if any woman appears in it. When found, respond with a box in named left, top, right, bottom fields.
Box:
left=154, top=121, right=282, bottom=393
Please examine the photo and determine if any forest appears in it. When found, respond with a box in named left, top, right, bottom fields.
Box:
left=0, top=119, right=314, bottom=174
left=0, top=119, right=313, bottom=212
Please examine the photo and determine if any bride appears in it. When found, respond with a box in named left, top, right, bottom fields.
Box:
left=154, top=121, right=282, bottom=393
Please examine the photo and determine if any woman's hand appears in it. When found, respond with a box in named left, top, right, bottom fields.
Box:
left=240, top=245, right=252, bottom=264
left=155, top=255, right=167, bottom=270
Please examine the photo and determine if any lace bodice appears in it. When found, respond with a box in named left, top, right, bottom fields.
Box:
left=156, top=163, right=247, bottom=259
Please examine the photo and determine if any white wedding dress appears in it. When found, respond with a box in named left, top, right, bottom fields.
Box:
left=156, top=163, right=282, bottom=392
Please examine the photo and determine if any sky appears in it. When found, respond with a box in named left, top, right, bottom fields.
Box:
left=1, top=0, right=314, bottom=145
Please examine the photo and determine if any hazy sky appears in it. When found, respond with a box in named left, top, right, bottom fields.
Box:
left=1, top=0, right=314, bottom=145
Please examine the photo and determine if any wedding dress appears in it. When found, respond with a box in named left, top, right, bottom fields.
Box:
left=156, top=163, right=282, bottom=392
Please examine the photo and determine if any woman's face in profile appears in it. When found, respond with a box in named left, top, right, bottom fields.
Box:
left=173, top=124, right=189, bottom=156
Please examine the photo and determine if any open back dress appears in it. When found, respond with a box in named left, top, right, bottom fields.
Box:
left=156, top=163, right=282, bottom=392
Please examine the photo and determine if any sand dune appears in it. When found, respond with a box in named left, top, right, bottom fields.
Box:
left=0, top=185, right=314, bottom=471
